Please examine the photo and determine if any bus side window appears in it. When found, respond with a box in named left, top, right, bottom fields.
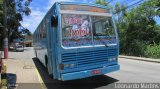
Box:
left=51, top=16, right=58, bottom=27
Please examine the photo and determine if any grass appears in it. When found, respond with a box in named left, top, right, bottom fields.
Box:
left=145, top=44, right=160, bottom=59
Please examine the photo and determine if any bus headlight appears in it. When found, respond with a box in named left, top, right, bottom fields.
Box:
left=64, top=64, right=70, bottom=68
left=64, top=64, right=76, bottom=68
left=70, top=64, right=76, bottom=67
left=108, top=57, right=117, bottom=61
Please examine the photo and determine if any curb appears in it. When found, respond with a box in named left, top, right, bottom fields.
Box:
left=119, top=55, right=160, bottom=63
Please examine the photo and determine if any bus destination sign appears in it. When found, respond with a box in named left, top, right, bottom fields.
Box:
left=60, top=4, right=109, bottom=13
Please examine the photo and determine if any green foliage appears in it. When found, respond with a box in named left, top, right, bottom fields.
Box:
left=114, top=0, right=160, bottom=58
left=120, top=40, right=147, bottom=56
left=0, top=0, right=3, bottom=25
left=0, top=0, right=3, bottom=49
left=145, top=44, right=160, bottom=58
left=0, top=0, right=32, bottom=47
left=95, top=0, right=108, bottom=6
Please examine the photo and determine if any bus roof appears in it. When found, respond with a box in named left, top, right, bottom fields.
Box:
left=58, top=1, right=109, bottom=9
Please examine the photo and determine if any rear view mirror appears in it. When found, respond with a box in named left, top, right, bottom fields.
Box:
left=51, top=16, right=58, bottom=27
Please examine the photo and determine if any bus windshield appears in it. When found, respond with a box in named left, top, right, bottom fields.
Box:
left=92, top=16, right=116, bottom=45
left=61, top=14, right=116, bottom=48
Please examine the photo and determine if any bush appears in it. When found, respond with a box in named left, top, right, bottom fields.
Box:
left=144, top=44, right=160, bottom=59
left=120, top=40, right=147, bottom=57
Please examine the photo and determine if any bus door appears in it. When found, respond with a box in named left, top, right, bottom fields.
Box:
left=50, top=15, right=58, bottom=79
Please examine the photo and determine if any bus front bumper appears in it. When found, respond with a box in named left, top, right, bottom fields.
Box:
left=61, top=64, right=120, bottom=81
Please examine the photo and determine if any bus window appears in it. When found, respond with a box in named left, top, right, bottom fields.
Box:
left=61, top=14, right=92, bottom=47
left=92, top=16, right=116, bottom=45
left=51, top=16, right=58, bottom=27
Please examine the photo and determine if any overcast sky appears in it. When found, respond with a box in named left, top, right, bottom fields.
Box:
left=20, top=0, right=148, bottom=33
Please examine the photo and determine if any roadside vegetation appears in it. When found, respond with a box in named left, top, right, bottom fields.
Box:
left=96, top=0, right=160, bottom=59
left=115, top=0, right=160, bottom=59
left=0, top=0, right=32, bottom=50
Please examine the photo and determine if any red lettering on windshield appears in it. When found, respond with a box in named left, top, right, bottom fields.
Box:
left=69, top=28, right=90, bottom=37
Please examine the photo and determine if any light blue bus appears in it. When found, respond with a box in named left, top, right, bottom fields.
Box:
left=33, top=1, right=120, bottom=81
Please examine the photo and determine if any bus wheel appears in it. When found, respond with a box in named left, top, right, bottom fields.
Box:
left=35, top=50, right=37, bottom=58
left=45, top=55, right=53, bottom=78
left=45, top=55, right=48, bottom=69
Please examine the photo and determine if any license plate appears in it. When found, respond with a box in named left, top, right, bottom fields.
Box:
left=91, top=69, right=101, bottom=75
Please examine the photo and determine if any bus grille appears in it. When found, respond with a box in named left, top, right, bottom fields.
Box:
left=61, top=48, right=117, bottom=68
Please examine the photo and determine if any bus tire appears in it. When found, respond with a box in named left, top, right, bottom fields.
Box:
left=45, top=55, right=53, bottom=78
left=35, top=49, right=37, bottom=58
left=45, top=55, right=48, bottom=69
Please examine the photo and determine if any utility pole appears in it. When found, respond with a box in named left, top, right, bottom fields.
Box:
left=3, top=0, right=8, bottom=59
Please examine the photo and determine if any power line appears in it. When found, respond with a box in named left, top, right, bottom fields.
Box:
left=114, top=0, right=145, bottom=14
left=126, top=0, right=145, bottom=9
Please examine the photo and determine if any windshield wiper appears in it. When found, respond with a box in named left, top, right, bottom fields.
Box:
left=93, top=34, right=109, bottom=47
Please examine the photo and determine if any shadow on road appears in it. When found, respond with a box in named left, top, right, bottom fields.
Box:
left=32, top=57, right=119, bottom=89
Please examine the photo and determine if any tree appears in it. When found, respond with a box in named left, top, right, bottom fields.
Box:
left=95, top=0, right=160, bottom=57
left=115, top=0, right=160, bottom=56
left=0, top=0, right=32, bottom=48
left=0, top=0, right=3, bottom=49
left=0, top=0, right=2, bottom=24
left=95, top=0, right=108, bottom=6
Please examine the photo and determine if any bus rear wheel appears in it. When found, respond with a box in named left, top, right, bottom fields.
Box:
left=45, top=55, right=53, bottom=79
left=34, top=49, right=37, bottom=58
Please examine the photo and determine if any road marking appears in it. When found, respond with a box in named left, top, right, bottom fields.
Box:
left=35, top=68, right=47, bottom=89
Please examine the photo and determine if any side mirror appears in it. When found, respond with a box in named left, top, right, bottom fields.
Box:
left=51, top=16, right=58, bottom=27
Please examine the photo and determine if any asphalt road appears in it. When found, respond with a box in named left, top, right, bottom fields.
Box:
left=7, top=47, right=160, bottom=89
left=108, top=57, right=160, bottom=83
left=34, top=58, right=160, bottom=89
